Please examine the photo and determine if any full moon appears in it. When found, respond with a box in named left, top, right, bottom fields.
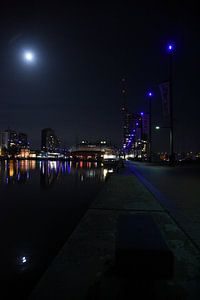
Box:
left=24, top=51, right=34, bottom=62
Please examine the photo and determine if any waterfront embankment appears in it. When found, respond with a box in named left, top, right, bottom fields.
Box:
left=30, top=162, right=200, bottom=299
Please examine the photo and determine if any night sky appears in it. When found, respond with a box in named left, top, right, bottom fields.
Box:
left=0, top=1, right=199, bottom=152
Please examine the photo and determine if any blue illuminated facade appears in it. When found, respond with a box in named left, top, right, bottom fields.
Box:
left=122, top=112, right=149, bottom=159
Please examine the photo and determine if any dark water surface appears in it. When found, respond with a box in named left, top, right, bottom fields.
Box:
left=0, top=160, right=110, bottom=299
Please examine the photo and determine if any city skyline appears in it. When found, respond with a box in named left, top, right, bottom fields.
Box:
left=0, top=1, right=199, bottom=151
left=1, top=124, right=200, bottom=157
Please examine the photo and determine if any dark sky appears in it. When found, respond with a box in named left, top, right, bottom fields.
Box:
left=0, top=0, right=199, bottom=152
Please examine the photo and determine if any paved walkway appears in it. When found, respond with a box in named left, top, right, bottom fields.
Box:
left=29, top=164, right=200, bottom=299
left=127, top=160, right=200, bottom=250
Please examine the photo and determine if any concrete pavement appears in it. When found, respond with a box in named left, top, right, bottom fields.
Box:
left=127, top=160, right=200, bottom=250
left=29, top=163, right=200, bottom=299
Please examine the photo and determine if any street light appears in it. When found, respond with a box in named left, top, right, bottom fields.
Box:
left=155, top=125, right=170, bottom=130
left=167, top=43, right=175, bottom=53
left=167, top=43, right=175, bottom=164
left=147, top=91, right=153, bottom=162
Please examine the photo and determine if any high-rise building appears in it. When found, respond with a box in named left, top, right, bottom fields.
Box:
left=8, top=130, right=18, bottom=148
left=122, top=112, right=149, bottom=159
left=120, top=79, right=149, bottom=159
left=41, top=128, right=60, bottom=152
left=18, top=132, right=28, bottom=148
left=123, top=112, right=143, bottom=148
left=0, top=131, right=9, bottom=155
left=0, top=131, right=9, bottom=149
left=0, top=129, right=29, bottom=157
left=141, top=113, right=149, bottom=140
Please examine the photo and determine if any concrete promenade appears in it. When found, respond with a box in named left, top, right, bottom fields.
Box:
left=30, top=162, right=200, bottom=299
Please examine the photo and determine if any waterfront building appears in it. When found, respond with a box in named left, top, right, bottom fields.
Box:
left=29, top=151, right=37, bottom=159
left=0, top=129, right=29, bottom=157
left=70, top=140, right=118, bottom=161
left=19, top=148, right=30, bottom=158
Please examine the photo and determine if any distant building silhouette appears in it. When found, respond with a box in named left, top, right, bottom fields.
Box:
left=18, top=132, right=28, bottom=148
left=0, top=131, right=9, bottom=149
left=41, top=128, right=60, bottom=152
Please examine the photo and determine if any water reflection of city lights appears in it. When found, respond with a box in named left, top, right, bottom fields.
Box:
left=30, top=160, right=36, bottom=170
left=1, top=160, right=110, bottom=186
left=103, top=169, right=108, bottom=179
left=87, top=162, right=91, bottom=168
left=42, top=163, right=45, bottom=175
left=9, top=165, right=14, bottom=177
left=20, top=160, right=29, bottom=171
left=67, top=162, right=71, bottom=174
left=103, top=168, right=114, bottom=179
left=49, top=161, right=57, bottom=170
left=89, top=170, right=94, bottom=177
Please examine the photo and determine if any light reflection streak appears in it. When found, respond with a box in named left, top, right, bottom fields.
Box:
left=0, top=159, right=112, bottom=186
left=67, top=162, right=71, bottom=174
